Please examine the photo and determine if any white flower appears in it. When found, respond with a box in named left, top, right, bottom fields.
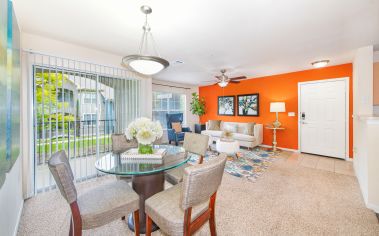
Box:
left=125, top=117, right=163, bottom=145
left=136, top=128, right=156, bottom=145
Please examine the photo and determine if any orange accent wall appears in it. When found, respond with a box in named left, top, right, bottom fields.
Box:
left=199, top=63, right=353, bottom=157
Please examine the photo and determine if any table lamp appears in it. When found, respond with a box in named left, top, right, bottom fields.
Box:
left=270, top=102, right=286, bottom=128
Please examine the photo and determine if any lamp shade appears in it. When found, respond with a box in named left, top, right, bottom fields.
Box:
left=270, top=102, right=286, bottom=112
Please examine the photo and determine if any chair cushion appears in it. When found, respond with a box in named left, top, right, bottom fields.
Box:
left=145, top=183, right=209, bottom=236
left=208, top=120, right=221, bottom=130
left=172, top=122, right=182, bottom=133
left=165, top=163, right=190, bottom=185
left=232, top=133, right=256, bottom=142
left=77, top=180, right=139, bottom=230
left=175, top=132, right=185, bottom=140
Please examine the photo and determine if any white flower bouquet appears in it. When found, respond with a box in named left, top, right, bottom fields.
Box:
left=125, top=117, right=163, bottom=154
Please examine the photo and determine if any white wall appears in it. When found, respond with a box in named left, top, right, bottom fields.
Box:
left=352, top=45, right=379, bottom=213
left=0, top=158, right=24, bottom=236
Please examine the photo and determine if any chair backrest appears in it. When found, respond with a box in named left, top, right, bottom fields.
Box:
left=48, top=150, right=77, bottom=204
left=111, top=134, right=137, bottom=154
left=183, top=133, right=209, bottom=156
left=180, top=153, right=227, bottom=210
left=166, top=113, right=183, bottom=129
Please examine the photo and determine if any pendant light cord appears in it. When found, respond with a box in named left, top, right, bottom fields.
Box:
left=138, top=12, right=160, bottom=57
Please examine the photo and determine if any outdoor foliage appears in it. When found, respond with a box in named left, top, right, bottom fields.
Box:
left=190, top=92, right=206, bottom=116
left=35, top=71, right=75, bottom=129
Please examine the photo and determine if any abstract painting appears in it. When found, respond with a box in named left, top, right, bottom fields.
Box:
left=0, top=0, right=21, bottom=188
left=237, top=94, right=259, bottom=116
left=218, top=96, right=235, bottom=116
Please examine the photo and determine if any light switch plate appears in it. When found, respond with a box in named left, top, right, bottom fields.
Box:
left=288, top=112, right=296, bottom=117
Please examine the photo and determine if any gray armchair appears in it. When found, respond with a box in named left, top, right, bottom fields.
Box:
left=145, top=153, right=227, bottom=236
left=48, top=150, right=141, bottom=236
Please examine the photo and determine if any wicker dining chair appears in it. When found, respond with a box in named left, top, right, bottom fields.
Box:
left=145, top=153, right=227, bottom=236
left=48, top=150, right=141, bottom=236
left=165, top=132, right=209, bottom=185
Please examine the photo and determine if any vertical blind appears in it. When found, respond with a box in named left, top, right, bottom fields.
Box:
left=23, top=50, right=144, bottom=194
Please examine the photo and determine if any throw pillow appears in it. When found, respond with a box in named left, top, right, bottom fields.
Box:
left=208, top=120, right=221, bottom=130
left=237, top=122, right=255, bottom=136
left=223, top=122, right=238, bottom=133
left=171, top=122, right=182, bottom=133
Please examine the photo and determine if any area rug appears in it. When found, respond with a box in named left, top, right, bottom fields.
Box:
left=187, top=146, right=277, bottom=182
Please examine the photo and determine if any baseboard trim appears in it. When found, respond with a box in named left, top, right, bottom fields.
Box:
left=367, top=203, right=379, bottom=214
left=259, top=144, right=299, bottom=153
left=13, top=200, right=24, bottom=236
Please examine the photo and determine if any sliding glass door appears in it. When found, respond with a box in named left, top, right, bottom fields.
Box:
left=29, top=52, right=141, bottom=193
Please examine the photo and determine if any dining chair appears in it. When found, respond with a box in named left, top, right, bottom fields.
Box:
left=112, top=133, right=137, bottom=154
left=145, top=153, right=227, bottom=236
left=165, top=132, right=209, bottom=185
left=48, top=150, right=141, bottom=236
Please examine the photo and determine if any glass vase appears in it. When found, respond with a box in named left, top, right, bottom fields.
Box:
left=138, top=143, right=153, bottom=154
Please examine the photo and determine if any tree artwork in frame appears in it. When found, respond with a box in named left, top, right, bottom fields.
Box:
left=218, top=96, right=235, bottom=116
left=237, top=94, right=259, bottom=116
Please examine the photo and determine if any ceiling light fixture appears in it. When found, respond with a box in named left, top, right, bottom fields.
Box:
left=311, top=60, right=330, bottom=68
left=218, top=80, right=229, bottom=88
left=121, top=5, right=169, bottom=75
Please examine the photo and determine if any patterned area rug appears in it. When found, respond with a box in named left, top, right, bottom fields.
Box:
left=188, top=146, right=277, bottom=182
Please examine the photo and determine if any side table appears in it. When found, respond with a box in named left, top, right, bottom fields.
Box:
left=265, top=126, right=285, bottom=152
left=194, top=124, right=206, bottom=134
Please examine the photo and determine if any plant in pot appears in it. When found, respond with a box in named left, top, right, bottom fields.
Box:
left=190, top=92, right=206, bottom=116
left=125, top=117, right=163, bottom=154
left=190, top=93, right=206, bottom=132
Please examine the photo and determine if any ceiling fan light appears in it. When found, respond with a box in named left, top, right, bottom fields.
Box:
left=218, top=81, right=228, bottom=87
left=311, top=60, right=329, bottom=68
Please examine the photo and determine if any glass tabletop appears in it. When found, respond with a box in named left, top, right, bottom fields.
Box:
left=95, top=145, right=188, bottom=176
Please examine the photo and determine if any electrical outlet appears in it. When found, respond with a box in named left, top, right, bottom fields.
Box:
left=288, top=112, right=296, bottom=117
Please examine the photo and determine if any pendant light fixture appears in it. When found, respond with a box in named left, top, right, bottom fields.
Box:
left=121, top=5, right=169, bottom=75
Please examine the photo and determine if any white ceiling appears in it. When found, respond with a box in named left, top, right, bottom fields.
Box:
left=13, top=0, right=379, bottom=85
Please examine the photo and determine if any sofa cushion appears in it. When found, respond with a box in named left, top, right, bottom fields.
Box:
left=237, top=122, right=255, bottom=136
left=201, top=130, right=222, bottom=137
left=208, top=120, right=221, bottom=130
left=232, top=133, right=256, bottom=142
left=222, top=122, right=238, bottom=133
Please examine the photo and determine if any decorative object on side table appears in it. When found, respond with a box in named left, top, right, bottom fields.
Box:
left=218, top=96, right=235, bottom=116
left=125, top=117, right=163, bottom=154
left=270, top=102, right=286, bottom=128
left=221, top=130, right=234, bottom=141
left=265, top=126, right=285, bottom=152
left=237, top=94, right=259, bottom=116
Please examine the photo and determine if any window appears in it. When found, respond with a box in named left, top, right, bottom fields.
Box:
left=152, top=91, right=186, bottom=129
left=83, top=92, right=96, bottom=103
left=57, top=88, right=74, bottom=107
left=83, top=113, right=97, bottom=125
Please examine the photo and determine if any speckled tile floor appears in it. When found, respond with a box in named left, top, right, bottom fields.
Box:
left=17, top=152, right=379, bottom=235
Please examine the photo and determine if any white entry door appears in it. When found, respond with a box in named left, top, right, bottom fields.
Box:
left=299, top=79, right=348, bottom=159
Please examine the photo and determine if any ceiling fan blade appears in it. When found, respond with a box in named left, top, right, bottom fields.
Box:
left=229, top=76, right=247, bottom=80
left=229, top=80, right=240, bottom=83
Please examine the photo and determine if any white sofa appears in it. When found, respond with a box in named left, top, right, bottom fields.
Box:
left=201, top=121, right=263, bottom=148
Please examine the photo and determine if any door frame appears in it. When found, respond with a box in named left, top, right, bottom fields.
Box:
left=298, top=77, right=350, bottom=160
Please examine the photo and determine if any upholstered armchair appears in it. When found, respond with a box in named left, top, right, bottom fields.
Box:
left=166, top=113, right=191, bottom=146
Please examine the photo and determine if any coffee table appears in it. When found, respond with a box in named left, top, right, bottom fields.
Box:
left=215, top=139, right=240, bottom=156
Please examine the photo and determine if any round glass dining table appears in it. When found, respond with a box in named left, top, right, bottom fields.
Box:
left=95, top=145, right=188, bottom=233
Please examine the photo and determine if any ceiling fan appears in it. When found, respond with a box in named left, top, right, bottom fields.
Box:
left=211, top=69, right=247, bottom=87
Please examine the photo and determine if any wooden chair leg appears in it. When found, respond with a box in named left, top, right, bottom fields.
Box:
left=183, top=208, right=192, bottom=236
left=70, top=202, right=82, bottom=236
left=199, top=155, right=204, bottom=164
left=133, top=210, right=140, bottom=236
left=209, top=193, right=217, bottom=236
left=146, top=215, right=152, bottom=236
